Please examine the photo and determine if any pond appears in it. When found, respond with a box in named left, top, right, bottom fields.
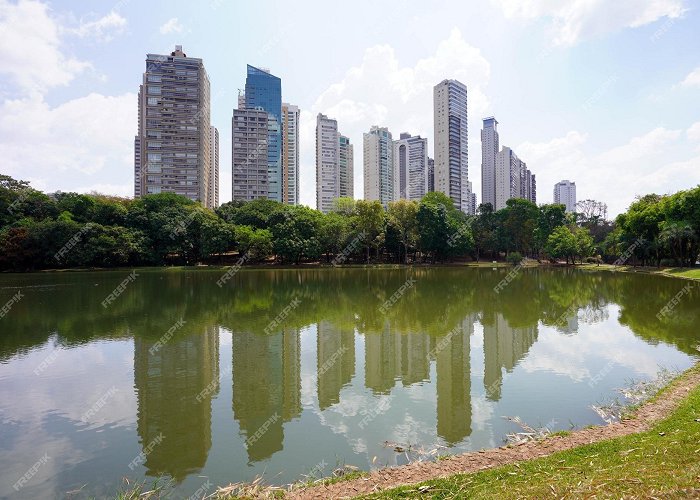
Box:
left=0, top=267, right=698, bottom=498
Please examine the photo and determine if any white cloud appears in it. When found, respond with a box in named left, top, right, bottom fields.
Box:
left=299, top=28, right=491, bottom=206
left=515, top=126, right=700, bottom=216
left=0, top=0, right=91, bottom=93
left=490, top=0, right=686, bottom=46
left=680, top=67, right=700, bottom=88
left=0, top=92, right=137, bottom=192
left=687, top=121, right=700, bottom=145
left=159, top=17, right=184, bottom=35
left=65, top=10, right=127, bottom=41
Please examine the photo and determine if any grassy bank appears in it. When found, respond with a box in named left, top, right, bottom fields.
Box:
left=579, top=263, right=700, bottom=282
left=366, top=367, right=700, bottom=499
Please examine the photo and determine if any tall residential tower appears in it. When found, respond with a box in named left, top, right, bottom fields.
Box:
left=339, top=135, right=354, bottom=199
left=393, top=133, right=429, bottom=202
left=554, top=180, right=577, bottom=212
left=480, top=117, right=499, bottom=210
left=134, top=45, right=212, bottom=207
left=363, top=126, right=394, bottom=206
left=282, top=103, right=300, bottom=205
left=316, top=114, right=340, bottom=213
left=434, top=79, right=471, bottom=213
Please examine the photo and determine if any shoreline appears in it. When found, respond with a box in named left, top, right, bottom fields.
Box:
left=283, top=364, right=700, bottom=499
left=4, top=260, right=698, bottom=276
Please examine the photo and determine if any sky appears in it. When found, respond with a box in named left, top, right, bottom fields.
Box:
left=0, top=0, right=699, bottom=217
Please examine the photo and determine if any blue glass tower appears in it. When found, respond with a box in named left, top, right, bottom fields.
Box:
left=245, top=65, right=282, bottom=202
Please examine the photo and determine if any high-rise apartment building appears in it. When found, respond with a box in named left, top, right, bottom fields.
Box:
left=232, top=108, right=269, bottom=201
left=209, top=126, right=219, bottom=208
left=245, top=65, right=282, bottom=202
left=393, top=133, right=428, bottom=202
left=481, top=117, right=499, bottom=210
left=134, top=45, right=212, bottom=207
left=428, top=157, right=435, bottom=193
left=339, top=135, right=354, bottom=199
left=554, top=180, right=577, bottom=212
left=363, top=126, right=394, bottom=206
left=494, top=147, right=516, bottom=211
left=316, top=114, right=340, bottom=213
left=282, top=103, right=300, bottom=205
left=434, top=79, right=471, bottom=213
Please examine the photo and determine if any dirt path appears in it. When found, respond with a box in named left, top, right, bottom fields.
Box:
left=287, top=368, right=700, bottom=499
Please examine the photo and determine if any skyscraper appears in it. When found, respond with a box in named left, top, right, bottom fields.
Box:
left=282, top=103, right=300, bottom=205
left=134, top=45, right=212, bottom=207
left=495, top=146, right=516, bottom=211
left=232, top=108, right=269, bottom=201
left=316, top=113, right=340, bottom=213
left=427, top=157, right=435, bottom=193
left=481, top=117, right=499, bottom=210
left=209, top=126, right=219, bottom=208
left=554, top=180, right=577, bottom=212
left=433, top=79, right=471, bottom=213
left=393, top=133, right=428, bottom=202
left=339, top=135, right=354, bottom=199
left=363, top=126, right=394, bottom=206
left=245, top=65, right=282, bottom=202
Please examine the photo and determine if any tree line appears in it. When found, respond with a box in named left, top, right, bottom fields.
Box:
left=0, top=175, right=698, bottom=270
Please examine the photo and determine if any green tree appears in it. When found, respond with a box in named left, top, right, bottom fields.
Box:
left=387, top=200, right=418, bottom=264
left=354, top=200, right=385, bottom=263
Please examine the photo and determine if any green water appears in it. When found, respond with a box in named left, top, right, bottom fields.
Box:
left=0, top=267, right=698, bottom=498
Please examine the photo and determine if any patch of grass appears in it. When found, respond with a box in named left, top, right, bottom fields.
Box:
left=366, top=368, right=700, bottom=499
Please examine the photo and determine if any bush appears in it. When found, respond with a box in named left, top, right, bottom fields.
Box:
left=507, top=252, right=523, bottom=266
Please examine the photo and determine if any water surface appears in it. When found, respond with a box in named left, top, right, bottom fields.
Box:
left=0, top=267, right=698, bottom=498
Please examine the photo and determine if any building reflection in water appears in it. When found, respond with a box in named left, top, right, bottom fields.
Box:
left=482, top=313, right=538, bottom=401
left=364, top=322, right=430, bottom=394
left=133, top=325, right=220, bottom=481
left=317, top=321, right=355, bottom=410
left=435, top=316, right=474, bottom=444
left=232, top=327, right=301, bottom=462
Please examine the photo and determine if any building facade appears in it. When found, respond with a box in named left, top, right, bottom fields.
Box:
left=393, top=133, right=428, bottom=202
left=245, top=65, right=282, bottom=202
left=433, top=79, right=471, bottom=213
left=339, top=135, right=354, bottom=199
left=427, top=157, right=435, bottom=193
left=554, top=180, right=577, bottom=212
left=480, top=117, right=499, bottom=210
left=232, top=108, right=269, bottom=201
left=316, top=113, right=340, bottom=213
left=134, top=45, right=212, bottom=207
left=363, top=126, right=394, bottom=206
left=282, top=103, right=300, bottom=205
left=209, top=126, right=219, bottom=207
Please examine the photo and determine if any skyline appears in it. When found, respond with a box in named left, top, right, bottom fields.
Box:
left=1, top=0, right=699, bottom=216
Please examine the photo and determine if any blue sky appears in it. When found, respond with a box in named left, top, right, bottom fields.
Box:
left=1, top=0, right=699, bottom=216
